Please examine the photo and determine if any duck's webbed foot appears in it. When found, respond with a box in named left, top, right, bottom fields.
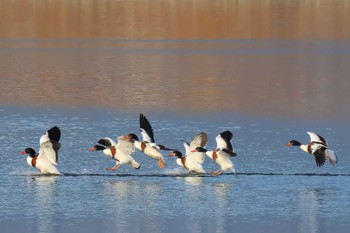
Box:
left=157, top=159, right=166, bottom=169
left=106, top=164, right=121, bottom=171
left=210, top=170, right=223, bottom=176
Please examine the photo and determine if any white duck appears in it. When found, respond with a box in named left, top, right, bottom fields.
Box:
left=89, top=136, right=140, bottom=171
left=193, top=130, right=237, bottom=176
left=168, top=150, right=206, bottom=174
left=20, top=126, right=61, bottom=175
left=285, top=131, right=338, bottom=167
left=124, top=113, right=173, bottom=169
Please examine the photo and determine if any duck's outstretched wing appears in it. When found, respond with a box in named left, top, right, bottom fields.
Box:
left=215, top=130, right=233, bottom=151
left=39, top=126, right=61, bottom=163
left=307, top=132, right=328, bottom=146
left=140, top=113, right=155, bottom=143
left=98, top=137, right=117, bottom=147
left=325, top=149, right=338, bottom=166
left=39, top=126, right=61, bottom=144
left=116, top=136, right=135, bottom=154
left=38, top=141, right=60, bottom=165
left=189, top=132, right=208, bottom=151
left=312, top=146, right=327, bottom=167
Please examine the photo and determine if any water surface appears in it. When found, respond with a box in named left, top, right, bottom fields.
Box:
left=1, top=106, right=349, bottom=233
left=1, top=1, right=350, bottom=233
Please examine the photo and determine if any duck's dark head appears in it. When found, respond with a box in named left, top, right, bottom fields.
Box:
left=168, top=150, right=183, bottom=158
left=285, top=140, right=302, bottom=147
left=89, top=145, right=106, bottom=151
left=125, top=133, right=139, bottom=143
left=191, top=147, right=208, bottom=153
left=20, top=148, right=36, bottom=157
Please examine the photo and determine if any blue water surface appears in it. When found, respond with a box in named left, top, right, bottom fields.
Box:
left=0, top=106, right=349, bottom=233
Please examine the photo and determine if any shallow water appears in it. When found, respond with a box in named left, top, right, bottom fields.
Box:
left=1, top=107, right=350, bottom=233
left=1, top=1, right=350, bottom=232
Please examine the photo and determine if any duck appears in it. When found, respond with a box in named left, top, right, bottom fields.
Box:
left=168, top=150, right=206, bottom=174
left=20, top=126, right=61, bottom=175
left=285, top=131, right=338, bottom=167
left=124, top=113, right=173, bottom=169
left=193, top=130, right=237, bottom=176
left=89, top=136, right=140, bottom=171
left=181, top=132, right=208, bottom=164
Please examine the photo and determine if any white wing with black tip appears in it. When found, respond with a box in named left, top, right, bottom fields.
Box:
left=139, top=113, right=155, bottom=143
left=39, top=126, right=61, bottom=145
left=307, top=132, right=328, bottom=146
left=39, top=126, right=61, bottom=164
left=215, top=130, right=233, bottom=151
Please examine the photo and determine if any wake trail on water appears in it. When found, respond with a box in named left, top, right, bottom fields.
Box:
left=9, top=172, right=350, bottom=177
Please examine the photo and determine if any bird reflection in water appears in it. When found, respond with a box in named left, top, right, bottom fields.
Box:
left=103, top=179, right=163, bottom=233
left=26, top=175, right=59, bottom=233
left=184, top=176, right=204, bottom=186
left=299, top=188, right=328, bottom=233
